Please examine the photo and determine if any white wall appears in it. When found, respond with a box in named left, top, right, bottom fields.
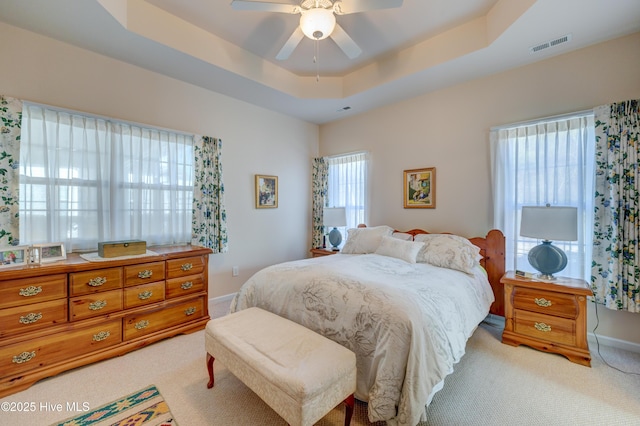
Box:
left=0, top=22, right=319, bottom=298
left=320, top=32, right=640, bottom=346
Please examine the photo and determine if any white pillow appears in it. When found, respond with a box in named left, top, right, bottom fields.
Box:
left=414, top=234, right=481, bottom=274
left=341, top=225, right=394, bottom=254
left=391, top=232, right=413, bottom=241
left=374, top=236, right=424, bottom=263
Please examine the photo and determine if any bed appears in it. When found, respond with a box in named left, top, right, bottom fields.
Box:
left=230, top=226, right=505, bottom=426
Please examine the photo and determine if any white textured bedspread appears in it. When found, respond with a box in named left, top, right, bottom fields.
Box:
left=230, top=254, right=494, bottom=425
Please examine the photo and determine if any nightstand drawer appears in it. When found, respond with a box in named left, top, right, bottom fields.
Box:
left=513, top=310, right=576, bottom=346
left=513, top=287, right=578, bottom=318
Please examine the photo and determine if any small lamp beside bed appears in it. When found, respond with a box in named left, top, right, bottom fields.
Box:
left=324, top=207, right=346, bottom=251
left=520, top=204, right=578, bottom=280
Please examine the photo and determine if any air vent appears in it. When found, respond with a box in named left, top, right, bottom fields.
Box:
left=529, top=34, right=572, bottom=54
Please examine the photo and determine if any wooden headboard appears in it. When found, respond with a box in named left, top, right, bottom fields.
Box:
left=357, top=225, right=506, bottom=316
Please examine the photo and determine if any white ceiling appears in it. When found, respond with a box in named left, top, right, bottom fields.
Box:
left=1, top=0, right=639, bottom=124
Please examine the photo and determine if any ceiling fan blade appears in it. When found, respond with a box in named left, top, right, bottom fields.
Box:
left=231, top=1, right=300, bottom=14
left=330, top=23, right=362, bottom=59
left=276, top=26, right=304, bottom=60
left=333, top=0, right=403, bottom=15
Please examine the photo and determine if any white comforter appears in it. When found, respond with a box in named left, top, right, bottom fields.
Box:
left=230, top=253, right=494, bottom=425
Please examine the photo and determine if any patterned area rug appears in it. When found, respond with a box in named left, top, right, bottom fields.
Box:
left=51, top=385, right=176, bottom=426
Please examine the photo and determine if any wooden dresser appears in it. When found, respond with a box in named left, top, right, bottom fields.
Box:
left=0, top=245, right=211, bottom=397
left=501, top=271, right=592, bottom=366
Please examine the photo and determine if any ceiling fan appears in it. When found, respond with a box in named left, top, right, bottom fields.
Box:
left=231, top=0, right=404, bottom=60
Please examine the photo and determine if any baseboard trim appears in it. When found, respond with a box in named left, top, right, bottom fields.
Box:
left=209, top=293, right=236, bottom=304
left=588, top=332, right=640, bottom=354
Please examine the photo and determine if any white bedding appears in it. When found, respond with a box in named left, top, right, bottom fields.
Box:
left=230, top=253, right=494, bottom=425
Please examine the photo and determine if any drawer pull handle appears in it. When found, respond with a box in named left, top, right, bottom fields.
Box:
left=184, top=307, right=197, bottom=316
left=181, top=281, right=193, bottom=290
left=181, top=263, right=193, bottom=271
left=19, top=286, right=43, bottom=297
left=93, top=331, right=111, bottom=342
left=534, top=322, right=552, bottom=332
left=19, top=312, right=43, bottom=324
left=138, top=290, right=153, bottom=300
left=138, top=269, right=153, bottom=279
left=88, top=277, right=107, bottom=287
left=12, top=351, right=36, bottom=364
left=535, top=298, right=552, bottom=307
left=134, top=320, right=149, bottom=330
left=89, top=300, right=107, bottom=310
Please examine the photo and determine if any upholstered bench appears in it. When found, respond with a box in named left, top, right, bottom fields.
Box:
left=205, top=307, right=357, bottom=426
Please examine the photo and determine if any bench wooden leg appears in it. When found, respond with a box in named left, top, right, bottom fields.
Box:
left=344, top=394, right=355, bottom=426
left=206, top=353, right=215, bottom=389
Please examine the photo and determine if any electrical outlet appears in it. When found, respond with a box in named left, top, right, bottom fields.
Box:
left=232, top=266, right=239, bottom=277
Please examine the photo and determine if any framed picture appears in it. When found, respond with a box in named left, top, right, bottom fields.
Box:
left=33, top=243, right=67, bottom=264
left=0, top=246, right=29, bottom=268
left=404, top=167, right=436, bottom=208
left=255, top=175, right=278, bottom=209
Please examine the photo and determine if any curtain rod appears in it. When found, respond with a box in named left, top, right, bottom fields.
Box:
left=22, top=100, right=195, bottom=138
left=325, top=150, right=369, bottom=159
left=490, top=109, right=594, bottom=131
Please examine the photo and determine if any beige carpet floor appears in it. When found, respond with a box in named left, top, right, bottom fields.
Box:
left=1, top=298, right=639, bottom=426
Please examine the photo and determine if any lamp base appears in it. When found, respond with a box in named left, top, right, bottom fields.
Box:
left=528, top=240, right=567, bottom=281
left=328, top=227, right=342, bottom=250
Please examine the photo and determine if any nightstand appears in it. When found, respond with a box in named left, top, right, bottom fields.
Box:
left=501, top=271, right=592, bottom=367
left=310, top=248, right=339, bottom=258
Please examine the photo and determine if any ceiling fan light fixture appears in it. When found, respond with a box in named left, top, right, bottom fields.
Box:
left=300, top=8, right=336, bottom=40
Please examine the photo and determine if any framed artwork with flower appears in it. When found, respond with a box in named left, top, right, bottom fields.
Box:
left=404, top=167, right=436, bottom=208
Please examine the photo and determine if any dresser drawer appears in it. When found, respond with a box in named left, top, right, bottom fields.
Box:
left=513, top=287, right=578, bottom=318
left=513, top=309, right=576, bottom=346
left=124, top=261, right=165, bottom=287
left=0, top=299, right=68, bottom=338
left=165, top=274, right=205, bottom=299
left=0, top=274, right=67, bottom=309
left=123, top=296, right=205, bottom=341
left=124, top=281, right=165, bottom=309
left=70, top=267, right=123, bottom=296
left=69, top=289, right=123, bottom=321
left=166, top=256, right=205, bottom=278
left=0, top=319, right=122, bottom=377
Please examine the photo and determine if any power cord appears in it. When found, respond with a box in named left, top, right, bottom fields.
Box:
left=591, top=301, right=640, bottom=375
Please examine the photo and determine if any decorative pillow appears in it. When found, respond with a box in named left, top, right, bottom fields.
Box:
left=374, top=236, right=425, bottom=263
left=414, top=234, right=481, bottom=274
left=341, top=226, right=394, bottom=254
left=391, top=232, right=413, bottom=241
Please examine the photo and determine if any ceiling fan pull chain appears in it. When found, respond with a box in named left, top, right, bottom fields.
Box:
left=315, top=39, right=320, bottom=82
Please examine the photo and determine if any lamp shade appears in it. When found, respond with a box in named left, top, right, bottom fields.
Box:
left=323, top=207, right=346, bottom=227
left=520, top=206, right=578, bottom=242
left=300, top=8, right=336, bottom=40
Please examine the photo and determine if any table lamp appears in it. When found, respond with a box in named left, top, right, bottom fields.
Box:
left=520, top=205, right=578, bottom=280
left=323, top=207, right=346, bottom=251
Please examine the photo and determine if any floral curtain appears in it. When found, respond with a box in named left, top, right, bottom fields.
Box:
left=312, top=157, right=328, bottom=248
left=192, top=136, right=228, bottom=253
left=592, top=99, right=640, bottom=312
left=0, top=95, right=22, bottom=246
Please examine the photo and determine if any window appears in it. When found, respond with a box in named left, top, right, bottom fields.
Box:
left=490, top=112, right=595, bottom=280
left=19, top=104, right=194, bottom=252
left=326, top=152, right=369, bottom=234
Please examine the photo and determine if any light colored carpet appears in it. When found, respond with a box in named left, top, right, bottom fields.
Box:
left=1, top=298, right=639, bottom=426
